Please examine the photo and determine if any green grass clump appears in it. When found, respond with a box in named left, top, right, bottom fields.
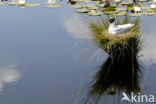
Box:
left=84, top=17, right=142, bottom=104
left=88, top=16, right=140, bottom=54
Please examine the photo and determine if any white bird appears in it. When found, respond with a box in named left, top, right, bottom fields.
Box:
left=48, top=0, right=56, bottom=5
left=18, top=0, right=26, bottom=6
left=134, top=6, right=141, bottom=12
left=151, top=4, right=156, bottom=9
left=107, top=17, right=134, bottom=35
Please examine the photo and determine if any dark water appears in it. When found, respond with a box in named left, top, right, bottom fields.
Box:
left=0, top=1, right=155, bottom=104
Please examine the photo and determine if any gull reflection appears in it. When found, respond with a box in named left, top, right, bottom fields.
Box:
left=0, top=64, right=21, bottom=91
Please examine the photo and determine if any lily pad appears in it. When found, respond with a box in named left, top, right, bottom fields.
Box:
left=103, top=11, right=116, bottom=15
left=8, top=2, right=18, bottom=6
left=70, top=4, right=84, bottom=9
left=141, top=6, right=150, bottom=10
left=130, top=13, right=142, bottom=16
left=116, top=8, right=127, bottom=11
left=73, top=0, right=90, bottom=3
left=0, top=2, right=5, bottom=5
left=97, top=4, right=105, bottom=8
left=140, top=0, right=148, bottom=2
left=143, top=11, right=155, bottom=15
left=145, top=9, right=155, bottom=12
left=45, top=4, right=63, bottom=8
left=148, top=1, right=156, bottom=4
left=92, top=0, right=103, bottom=4
left=87, top=5, right=99, bottom=10
left=127, top=7, right=134, bottom=10
left=88, top=10, right=103, bottom=16
left=26, top=3, right=40, bottom=7
left=76, top=8, right=90, bottom=13
left=83, top=4, right=96, bottom=8
left=116, top=12, right=127, bottom=16
left=120, top=2, right=132, bottom=5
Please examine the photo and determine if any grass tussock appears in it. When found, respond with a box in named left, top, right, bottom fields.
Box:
left=88, top=16, right=140, bottom=54
left=84, top=16, right=143, bottom=104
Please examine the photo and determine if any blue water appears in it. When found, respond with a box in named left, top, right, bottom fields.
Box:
left=0, top=1, right=155, bottom=104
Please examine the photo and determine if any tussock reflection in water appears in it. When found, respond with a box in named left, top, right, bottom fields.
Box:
left=84, top=16, right=143, bottom=103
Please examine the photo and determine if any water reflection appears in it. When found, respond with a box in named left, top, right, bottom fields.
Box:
left=84, top=17, right=143, bottom=104
left=0, top=64, right=21, bottom=91
left=64, top=14, right=145, bottom=103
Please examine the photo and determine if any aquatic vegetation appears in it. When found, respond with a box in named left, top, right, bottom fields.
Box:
left=116, top=12, right=127, bottom=16
left=92, top=0, right=104, bottom=4
left=8, top=2, right=18, bottom=6
left=72, top=0, right=90, bottom=3
left=130, top=13, right=142, bottom=16
left=88, top=16, right=140, bottom=50
left=143, top=11, right=155, bottom=15
left=0, top=0, right=156, bottom=16
left=116, top=7, right=127, bottom=11
left=76, top=8, right=90, bottom=13
left=68, top=0, right=156, bottom=16
left=102, top=11, right=116, bottom=15
left=45, top=4, right=63, bottom=8
left=0, top=2, right=5, bottom=5
left=87, top=5, right=99, bottom=10
left=26, top=3, right=40, bottom=7
left=120, top=1, right=133, bottom=5
left=141, top=6, right=151, bottom=10
left=88, top=10, right=103, bottom=16
left=140, top=0, right=148, bottom=2
left=84, top=16, right=143, bottom=103
left=70, top=4, right=84, bottom=8
left=101, top=6, right=116, bottom=12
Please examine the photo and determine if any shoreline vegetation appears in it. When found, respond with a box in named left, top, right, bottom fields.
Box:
left=0, top=0, right=156, bottom=17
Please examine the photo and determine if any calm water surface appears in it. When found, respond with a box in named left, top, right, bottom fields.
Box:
left=0, top=1, right=155, bottom=104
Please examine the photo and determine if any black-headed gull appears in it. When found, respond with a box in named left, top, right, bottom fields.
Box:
left=107, top=17, right=134, bottom=35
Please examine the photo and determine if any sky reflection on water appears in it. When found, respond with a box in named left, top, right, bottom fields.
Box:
left=0, top=1, right=155, bottom=104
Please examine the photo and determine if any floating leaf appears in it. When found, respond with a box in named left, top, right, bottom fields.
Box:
left=140, top=0, right=148, bottom=2
left=116, top=7, right=127, bottom=11
left=0, top=2, right=5, bottom=5
left=103, top=11, right=116, bottom=15
left=72, top=0, right=90, bottom=3
left=116, top=12, right=127, bottom=16
left=87, top=5, right=99, bottom=10
left=26, top=3, right=40, bottom=7
left=88, top=10, right=103, bottom=16
left=143, top=11, right=155, bottom=15
left=8, top=2, right=18, bottom=6
left=97, top=4, right=105, bottom=8
left=70, top=4, right=84, bottom=9
left=76, top=8, right=90, bottom=13
left=45, top=4, right=63, bottom=8
left=145, top=8, right=155, bottom=12
left=141, top=6, right=151, bottom=10
left=120, top=2, right=132, bottom=5
left=130, top=13, right=142, bottom=16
